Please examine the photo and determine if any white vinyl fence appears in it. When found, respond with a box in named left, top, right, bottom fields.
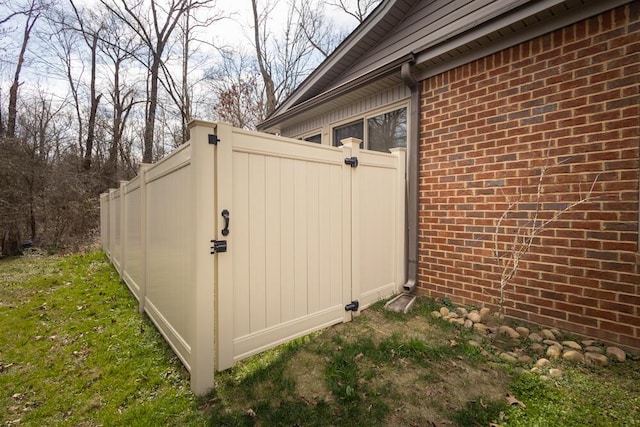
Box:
left=100, top=120, right=406, bottom=395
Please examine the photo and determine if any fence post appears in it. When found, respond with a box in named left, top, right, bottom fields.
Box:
left=188, top=120, right=217, bottom=396
left=109, top=188, right=117, bottom=264
left=213, top=121, right=235, bottom=371
left=341, top=137, right=361, bottom=321
left=389, top=147, right=407, bottom=292
left=138, top=163, right=151, bottom=314
left=119, top=181, right=127, bottom=281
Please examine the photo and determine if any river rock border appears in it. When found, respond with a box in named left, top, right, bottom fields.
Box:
left=431, top=305, right=630, bottom=379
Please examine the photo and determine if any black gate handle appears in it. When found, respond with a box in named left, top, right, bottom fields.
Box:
left=221, top=209, right=230, bottom=236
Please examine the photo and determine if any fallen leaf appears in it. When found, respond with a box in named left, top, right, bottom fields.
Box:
left=505, top=393, right=526, bottom=410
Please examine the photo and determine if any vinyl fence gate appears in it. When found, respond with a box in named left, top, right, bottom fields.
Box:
left=100, top=120, right=406, bottom=395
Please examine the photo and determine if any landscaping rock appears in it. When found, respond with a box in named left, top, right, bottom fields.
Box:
left=467, top=312, right=482, bottom=323
left=543, top=339, right=561, bottom=347
left=529, top=343, right=545, bottom=355
left=546, top=346, right=562, bottom=359
left=562, top=350, right=584, bottom=363
left=585, top=352, right=609, bottom=367
left=549, top=368, right=563, bottom=378
left=541, top=329, right=556, bottom=340
left=606, top=347, right=626, bottom=362
left=456, top=307, right=468, bottom=316
left=535, top=358, right=551, bottom=368
left=528, top=332, right=543, bottom=342
left=582, top=340, right=597, bottom=347
left=479, top=307, right=491, bottom=320
left=498, top=325, right=520, bottom=339
left=431, top=311, right=442, bottom=319
left=439, top=307, right=450, bottom=317
left=473, top=323, right=488, bottom=335
left=463, top=319, right=473, bottom=329
left=584, top=346, right=604, bottom=354
left=500, top=352, right=518, bottom=363
left=518, top=355, right=533, bottom=364
left=516, top=327, right=530, bottom=337
left=551, top=328, right=563, bottom=339
left=562, top=341, right=582, bottom=350
left=467, top=340, right=481, bottom=347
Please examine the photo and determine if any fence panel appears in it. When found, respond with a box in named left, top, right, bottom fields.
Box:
left=143, top=143, right=196, bottom=370
left=122, top=176, right=143, bottom=301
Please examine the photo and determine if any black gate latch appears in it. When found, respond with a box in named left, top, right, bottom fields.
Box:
left=344, top=157, right=358, bottom=168
left=211, top=240, right=227, bottom=254
left=345, top=300, right=359, bottom=312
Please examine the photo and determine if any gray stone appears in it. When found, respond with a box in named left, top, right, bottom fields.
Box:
left=467, top=340, right=481, bottom=347
left=467, top=312, right=482, bottom=323
left=528, top=332, right=543, bottom=343
left=498, top=325, right=521, bottom=339
left=582, top=340, right=597, bottom=347
left=562, top=350, right=584, bottom=363
left=516, top=327, right=530, bottom=337
left=535, top=358, right=551, bottom=368
left=584, top=346, right=604, bottom=354
left=500, top=352, right=518, bottom=363
left=585, top=352, right=609, bottom=366
left=562, top=341, right=582, bottom=350
left=541, top=329, right=556, bottom=340
left=463, top=319, right=473, bottom=329
left=530, top=366, right=541, bottom=373
left=479, top=307, right=491, bottom=320
left=456, top=307, right=468, bottom=316
left=606, top=347, right=626, bottom=362
left=431, top=311, right=442, bottom=319
left=546, top=345, right=562, bottom=359
left=543, top=339, right=561, bottom=347
left=439, top=307, right=450, bottom=317
left=549, top=368, right=563, bottom=378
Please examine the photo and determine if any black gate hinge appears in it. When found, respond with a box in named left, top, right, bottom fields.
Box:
left=208, top=134, right=220, bottom=145
left=345, top=300, right=359, bottom=312
left=344, top=157, right=358, bottom=168
left=210, top=240, right=227, bottom=254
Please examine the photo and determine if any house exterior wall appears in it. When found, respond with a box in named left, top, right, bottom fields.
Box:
left=418, top=3, right=640, bottom=350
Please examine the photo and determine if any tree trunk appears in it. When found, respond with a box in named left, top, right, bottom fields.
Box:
left=2, top=224, right=23, bottom=257
left=83, top=32, right=102, bottom=171
left=251, top=0, right=277, bottom=116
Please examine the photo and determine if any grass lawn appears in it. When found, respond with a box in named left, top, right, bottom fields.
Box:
left=1, top=251, right=639, bottom=426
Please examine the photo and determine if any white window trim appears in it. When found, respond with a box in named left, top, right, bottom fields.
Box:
left=299, top=129, right=323, bottom=144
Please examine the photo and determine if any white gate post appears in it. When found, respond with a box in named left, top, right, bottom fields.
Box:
left=341, top=137, right=362, bottom=320
left=119, top=181, right=126, bottom=280
left=389, top=147, right=407, bottom=292
left=212, top=121, right=235, bottom=371
left=189, top=120, right=217, bottom=395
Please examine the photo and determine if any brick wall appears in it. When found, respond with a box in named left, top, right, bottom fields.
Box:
left=418, top=2, right=640, bottom=351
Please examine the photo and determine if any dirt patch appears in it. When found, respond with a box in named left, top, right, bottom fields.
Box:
left=283, top=306, right=510, bottom=425
left=286, top=350, right=333, bottom=404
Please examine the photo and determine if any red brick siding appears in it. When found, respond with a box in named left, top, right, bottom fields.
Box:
left=418, top=3, right=640, bottom=351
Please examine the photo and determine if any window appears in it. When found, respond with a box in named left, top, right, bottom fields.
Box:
left=332, top=120, right=364, bottom=147
left=304, top=134, right=322, bottom=144
left=367, top=108, right=407, bottom=152
left=331, top=106, right=407, bottom=153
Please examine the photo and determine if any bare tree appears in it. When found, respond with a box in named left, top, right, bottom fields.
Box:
left=492, top=146, right=600, bottom=316
left=251, top=0, right=318, bottom=116
left=207, top=48, right=264, bottom=129
left=326, top=0, right=381, bottom=24
left=99, top=0, right=213, bottom=163
left=6, top=0, right=44, bottom=139
left=68, top=0, right=105, bottom=171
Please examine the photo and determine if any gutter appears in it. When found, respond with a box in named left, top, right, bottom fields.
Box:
left=400, top=61, right=419, bottom=293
